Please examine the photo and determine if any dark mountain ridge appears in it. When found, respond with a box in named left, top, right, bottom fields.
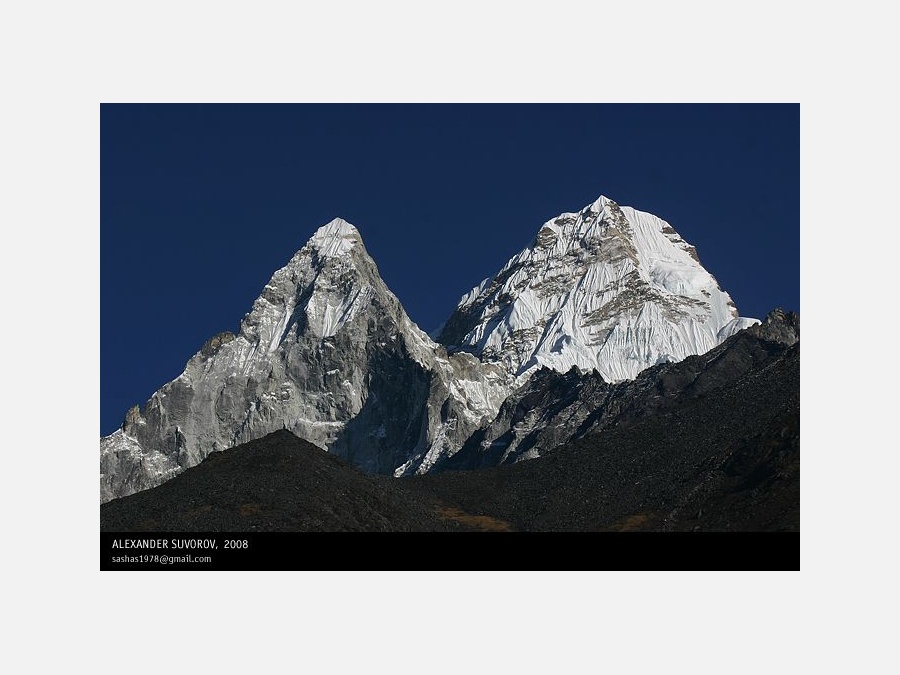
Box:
left=436, top=308, right=798, bottom=471
left=100, top=430, right=458, bottom=532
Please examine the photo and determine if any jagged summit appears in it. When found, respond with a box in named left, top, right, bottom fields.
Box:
left=437, top=195, right=758, bottom=381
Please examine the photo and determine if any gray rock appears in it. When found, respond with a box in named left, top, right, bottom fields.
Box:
left=749, top=308, right=800, bottom=346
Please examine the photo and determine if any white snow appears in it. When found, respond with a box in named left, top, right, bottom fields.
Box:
left=267, top=297, right=296, bottom=355
left=305, top=285, right=374, bottom=338
left=717, top=316, right=761, bottom=340
left=307, top=218, right=360, bottom=257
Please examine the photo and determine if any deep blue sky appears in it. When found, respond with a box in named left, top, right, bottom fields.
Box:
left=101, top=104, right=798, bottom=435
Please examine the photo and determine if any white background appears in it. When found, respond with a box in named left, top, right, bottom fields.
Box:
left=2, top=0, right=891, bottom=672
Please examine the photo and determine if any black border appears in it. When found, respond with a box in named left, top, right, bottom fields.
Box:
left=101, top=532, right=799, bottom=571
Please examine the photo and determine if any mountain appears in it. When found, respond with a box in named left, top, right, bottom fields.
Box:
left=101, top=219, right=511, bottom=502
left=101, top=310, right=799, bottom=532
left=101, top=195, right=762, bottom=503
left=437, top=195, right=757, bottom=380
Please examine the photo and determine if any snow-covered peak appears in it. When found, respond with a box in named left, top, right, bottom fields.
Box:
left=437, top=194, right=758, bottom=382
left=307, top=217, right=361, bottom=257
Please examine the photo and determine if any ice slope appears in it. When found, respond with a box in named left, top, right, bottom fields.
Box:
left=437, top=195, right=759, bottom=382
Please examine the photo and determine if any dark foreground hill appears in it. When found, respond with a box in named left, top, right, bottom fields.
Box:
left=407, top=343, right=799, bottom=532
left=100, top=430, right=458, bottom=532
left=101, top=330, right=798, bottom=532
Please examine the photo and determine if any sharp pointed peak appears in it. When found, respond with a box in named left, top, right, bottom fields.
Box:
left=574, top=194, right=616, bottom=213
left=313, top=217, right=360, bottom=239
left=545, top=194, right=618, bottom=223
left=536, top=193, right=622, bottom=239
left=305, top=217, right=363, bottom=257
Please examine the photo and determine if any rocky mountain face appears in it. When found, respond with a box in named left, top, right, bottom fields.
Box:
left=101, top=196, right=765, bottom=503
left=101, top=219, right=510, bottom=502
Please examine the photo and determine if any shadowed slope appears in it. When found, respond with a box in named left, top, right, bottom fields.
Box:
left=408, top=342, right=799, bottom=531
left=101, top=430, right=456, bottom=532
